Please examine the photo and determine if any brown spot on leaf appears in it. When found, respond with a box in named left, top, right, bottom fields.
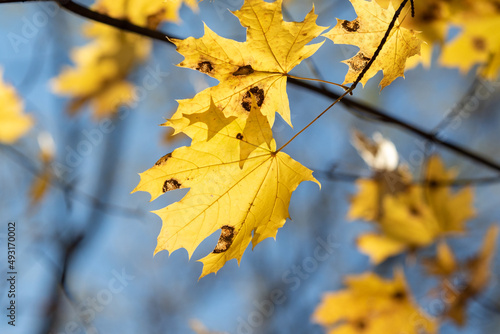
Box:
left=241, top=87, right=265, bottom=112
left=233, top=65, right=255, bottom=76
left=427, top=180, right=439, bottom=188
left=420, top=3, right=442, bottom=22
left=409, top=206, right=421, bottom=217
left=354, top=319, right=367, bottom=330
left=213, top=225, right=236, bottom=253
left=197, top=61, right=213, bottom=73
left=342, top=19, right=360, bottom=32
left=348, top=53, right=371, bottom=72
left=236, top=133, right=244, bottom=140
left=155, top=153, right=172, bottom=166
left=162, top=179, right=181, bottom=193
left=472, top=37, right=487, bottom=51
left=392, top=290, right=406, bottom=301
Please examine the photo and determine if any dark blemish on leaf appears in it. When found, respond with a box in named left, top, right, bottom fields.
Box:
left=241, top=87, right=265, bottom=112
left=342, top=19, right=360, bottom=32
left=421, top=3, right=442, bottom=22
left=233, top=65, right=255, bottom=76
left=472, top=37, right=487, bottom=51
left=162, top=178, right=181, bottom=193
left=196, top=61, right=213, bottom=73
left=348, top=52, right=371, bottom=72
left=212, top=225, right=236, bottom=253
left=155, top=153, right=172, bottom=166
left=428, top=180, right=438, bottom=188
left=392, top=290, right=406, bottom=301
left=409, top=206, right=421, bottom=217
left=236, top=133, right=244, bottom=140
left=355, top=319, right=367, bottom=330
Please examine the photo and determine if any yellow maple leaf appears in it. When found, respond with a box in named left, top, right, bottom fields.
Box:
left=352, top=155, right=475, bottom=264
left=324, top=0, right=422, bottom=88
left=133, top=99, right=319, bottom=278
left=168, top=0, right=326, bottom=137
left=312, top=270, right=437, bottom=334
left=0, top=69, right=33, bottom=144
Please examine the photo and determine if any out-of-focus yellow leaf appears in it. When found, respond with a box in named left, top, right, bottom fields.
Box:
left=440, top=0, right=500, bottom=79
left=424, top=155, right=475, bottom=233
left=52, top=0, right=198, bottom=118
left=441, top=16, right=500, bottom=80
left=312, top=270, right=437, bottom=334
left=0, top=70, right=33, bottom=144
left=324, top=0, right=422, bottom=88
left=348, top=170, right=411, bottom=222
left=133, top=100, right=319, bottom=278
left=357, top=233, right=407, bottom=264
left=52, top=22, right=149, bottom=118
left=351, top=155, right=475, bottom=264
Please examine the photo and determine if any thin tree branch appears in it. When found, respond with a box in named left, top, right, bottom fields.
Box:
left=2, top=0, right=500, bottom=173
